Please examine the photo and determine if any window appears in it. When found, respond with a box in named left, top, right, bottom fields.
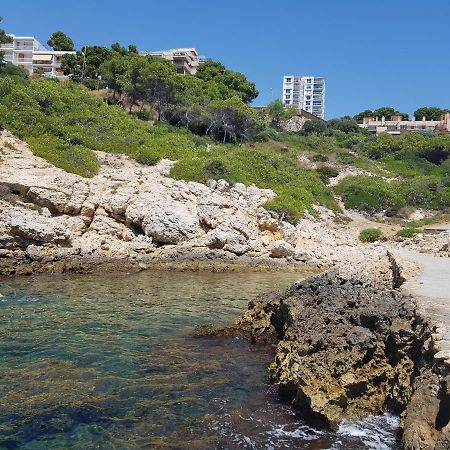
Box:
left=285, top=100, right=291, bottom=105
left=306, top=96, right=311, bottom=100
left=285, top=89, right=291, bottom=93
left=285, top=77, right=292, bottom=82
left=305, top=101, right=311, bottom=105
left=285, top=95, right=291, bottom=99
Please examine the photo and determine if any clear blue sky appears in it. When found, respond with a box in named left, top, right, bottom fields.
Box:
left=3, top=0, right=450, bottom=119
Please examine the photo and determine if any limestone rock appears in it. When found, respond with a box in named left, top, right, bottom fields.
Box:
left=269, top=240, right=295, bottom=258
left=140, top=200, right=200, bottom=244
left=5, top=209, right=70, bottom=244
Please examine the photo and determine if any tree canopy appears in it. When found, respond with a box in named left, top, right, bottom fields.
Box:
left=96, top=53, right=262, bottom=142
left=62, top=46, right=112, bottom=80
left=264, top=100, right=295, bottom=128
left=354, top=107, right=409, bottom=122
left=47, top=31, right=75, bottom=51
left=196, top=60, right=259, bottom=104
left=414, top=107, right=449, bottom=121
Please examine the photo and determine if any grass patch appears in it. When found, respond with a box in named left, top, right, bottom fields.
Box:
left=395, top=227, right=420, bottom=238
left=359, top=228, right=383, bottom=242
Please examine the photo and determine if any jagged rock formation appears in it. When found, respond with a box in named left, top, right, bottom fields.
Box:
left=197, top=250, right=450, bottom=449
left=0, top=131, right=359, bottom=274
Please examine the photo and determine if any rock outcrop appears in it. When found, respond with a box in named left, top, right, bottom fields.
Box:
left=0, top=131, right=360, bottom=275
left=197, top=249, right=450, bottom=449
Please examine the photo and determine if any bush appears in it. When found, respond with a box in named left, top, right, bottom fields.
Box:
left=335, top=176, right=405, bottom=215
left=130, top=110, right=151, bottom=121
left=135, top=152, right=158, bottom=166
left=303, top=120, right=328, bottom=134
left=395, top=227, right=420, bottom=238
left=202, top=160, right=229, bottom=178
left=171, top=145, right=339, bottom=222
left=312, top=154, right=329, bottom=162
left=27, top=135, right=99, bottom=177
left=403, top=176, right=450, bottom=210
left=359, top=228, right=383, bottom=242
left=316, top=166, right=339, bottom=183
left=255, top=127, right=279, bottom=142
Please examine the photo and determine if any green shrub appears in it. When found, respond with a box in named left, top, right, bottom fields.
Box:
left=335, top=176, right=405, bottom=215
left=336, top=152, right=357, bottom=166
left=27, top=135, right=100, bottom=177
left=303, top=120, right=327, bottom=134
left=202, top=160, right=229, bottom=178
left=256, top=127, right=279, bottom=142
left=130, top=110, right=151, bottom=121
left=312, top=154, right=329, bottom=162
left=403, top=176, right=450, bottom=210
left=316, top=166, right=339, bottom=183
left=395, top=227, right=420, bottom=238
left=359, top=228, right=383, bottom=242
left=135, top=153, right=158, bottom=166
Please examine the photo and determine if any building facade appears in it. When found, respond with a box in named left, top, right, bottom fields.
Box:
left=139, top=48, right=204, bottom=75
left=0, top=35, right=75, bottom=78
left=358, top=114, right=450, bottom=135
left=282, top=76, right=326, bottom=119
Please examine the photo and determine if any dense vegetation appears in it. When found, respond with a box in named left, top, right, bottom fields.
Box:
left=0, top=74, right=339, bottom=221
left=60, top=44, right=261, bottom=143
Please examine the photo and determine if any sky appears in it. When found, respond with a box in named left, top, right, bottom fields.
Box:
left=2, top=0, right=450, bottom=119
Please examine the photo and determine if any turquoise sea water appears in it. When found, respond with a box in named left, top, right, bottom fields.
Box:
left=0, top=270, right=400, bottom=449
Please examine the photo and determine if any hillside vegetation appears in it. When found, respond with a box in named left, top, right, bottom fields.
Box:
left=0, top=72, right=338, bottom=221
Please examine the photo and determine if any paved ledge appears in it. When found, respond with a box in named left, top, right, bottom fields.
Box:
left=391, top=247, right=450, bottom=366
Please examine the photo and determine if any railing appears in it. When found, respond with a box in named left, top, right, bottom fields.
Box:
left=14, top=45, right=35, bottom=50
left=1, top=43, right=13, bottom=49
left=15, top=57, right=33, bottom=63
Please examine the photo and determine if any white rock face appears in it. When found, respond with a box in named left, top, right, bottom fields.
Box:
left=0, top=203, right=70, bottom=243
left=0, top=131, right=360, bottom=268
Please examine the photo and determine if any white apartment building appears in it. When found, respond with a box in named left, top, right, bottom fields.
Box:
left=282, top=76, right=326, bottom=119
left=0, top=35, right=75, bottom=78
left=139, top=48, right=205, bottom=75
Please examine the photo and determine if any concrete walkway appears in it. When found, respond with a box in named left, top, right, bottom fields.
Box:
left=391, top=247, right=450, bottom=363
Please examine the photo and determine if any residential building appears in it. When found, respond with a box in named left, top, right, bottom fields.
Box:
left=139, top=48, right=205, bottom=75
left=282, top=76, right=326, bottom=119
left=0, top=35, right=75, bottom=78
left=358, top=114, right=450, bottom=135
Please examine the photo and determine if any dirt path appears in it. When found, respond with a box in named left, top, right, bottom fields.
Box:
left=390, top=246, right=450, bottom=360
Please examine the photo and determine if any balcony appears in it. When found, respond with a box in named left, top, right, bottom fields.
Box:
left=14, top=45, right=35, bottom=50
left=15, top=57, right=33, bottom=63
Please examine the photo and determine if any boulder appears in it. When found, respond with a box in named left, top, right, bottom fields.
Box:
left=140, top=201, right=200, bottom=244
left=268, top=240, right=295, bottom=258
left=6, top=211, right=70, bottom=244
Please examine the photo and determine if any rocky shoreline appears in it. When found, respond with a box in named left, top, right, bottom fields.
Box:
left=197, top=249, right=450, bottom=450
left=0, top=131, right=361, bottom=277
left=0, top=252, right=316, bottom=278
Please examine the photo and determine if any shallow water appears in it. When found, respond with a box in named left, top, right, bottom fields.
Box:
left=0, top=270, right=400, bottom=449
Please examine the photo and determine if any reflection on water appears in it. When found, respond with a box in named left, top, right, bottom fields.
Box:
left=0, top=270, right=399, bottom=449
